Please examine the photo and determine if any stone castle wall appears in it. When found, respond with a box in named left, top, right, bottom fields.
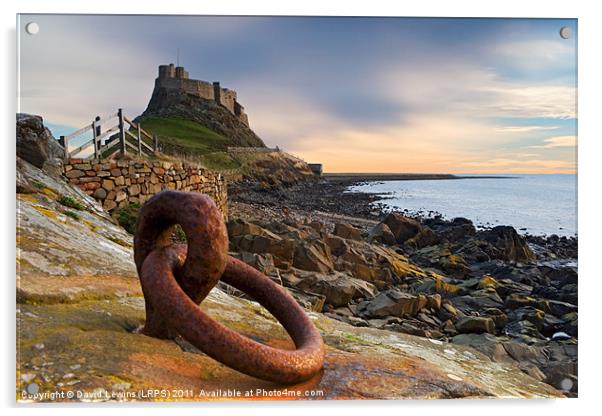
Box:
left=219, top=89, right=237, bottom=114
left=156, top=77, right=215, bottom=101
left=156, top=64, right=249, bottom=126
left=63, top=158, right=228, bottom=219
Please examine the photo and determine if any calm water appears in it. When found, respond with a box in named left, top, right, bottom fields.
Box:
left=348, top=174, right=577, bottom=237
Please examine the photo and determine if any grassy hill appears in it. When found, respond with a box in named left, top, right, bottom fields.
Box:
left=137, top=116, right=241, bottom=170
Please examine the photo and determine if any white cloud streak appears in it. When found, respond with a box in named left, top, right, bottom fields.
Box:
left=382, top=64, right=576, bottom=119
left=528, top=135, right=576, bottom=149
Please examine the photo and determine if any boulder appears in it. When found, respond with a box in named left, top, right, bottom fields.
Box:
left=453, top=291, right=504, bottom=312
left=455, top=316, right=495, bottom=334
left=411, top=244, right=471, bottom=278
left=482, top=308, right=508, bottom=330
left=494, top=279, right=533, bottom=298
left=452, top=333, right=512, bottom=363
left=437, top=302, right=461, bottom=322
left=333, top=223, right=362, bottom=241
left=505, top=294, right=550, bottom=313
left=441, top=319, right=457, bottom=335
left=227, top=218, right=279, bottom=239
left=456, top=240, right=492, bottom=263
left=367, top=223, right=396, bottom=245
left=339, top=260, right=393, bottom=286
left=478, top=275, right=499, bottom=290
left=508, top=307, right=546, bottom=331
left=383, top=213, right=422, bottom=244
left=404, top=227, right=441, bottom=249
left=359, top=289, right=427, bottom=318
left=307, top=221, right=324, bottom=233
left=426, top=293, right=442, bottom=310
left=17, top=114, right=51, bottom=168
left=438, top=217, right=477, bottom=242
left=540, top=266, right=578, bottom=286
left=293, top=240, right=334, bottom=273
left=414, top=274, right=463, bottom=297
left=234, top=251, right=278, bottom=275
left=547, top=300, right=578, bottom=317
left=264, top=220, right=313, bottom=241
left=505, top=320, right=543, bottom=341
left=325, top=234, right=350, bottom=257
left=478, top=226, right=535, bottom=262
left=231, top=234, right=295, bottom=266
left=295, top=271, right=377, bottom=307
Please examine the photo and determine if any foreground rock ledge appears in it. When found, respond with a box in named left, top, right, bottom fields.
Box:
left=17, top=275, right=562, bottom=402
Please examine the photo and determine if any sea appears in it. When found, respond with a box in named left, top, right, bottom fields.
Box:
left=348, top=174, right=577, bottom=237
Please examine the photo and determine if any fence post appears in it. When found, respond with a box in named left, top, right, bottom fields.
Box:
left=153, top=134, right=158, bottom=153
left=92, top=118, right=99, bottom=160
left=59, top=135, right=69, bottom=158
left=137, top=123, right=142, bottom=156
left=117, top=108, right=126, bottom=157
left=94, top=116, right=101, bottom=138
left=94, top=115, right=101, bottom=153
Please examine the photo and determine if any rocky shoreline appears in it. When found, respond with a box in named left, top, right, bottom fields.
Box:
left=229, top=178, right=578, bottom=395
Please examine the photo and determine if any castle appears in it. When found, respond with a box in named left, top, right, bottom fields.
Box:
left=156, top=64, right=249, bottom=126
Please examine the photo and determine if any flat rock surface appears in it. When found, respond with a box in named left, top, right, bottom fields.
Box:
left=17, top=277, right=562, bottom=402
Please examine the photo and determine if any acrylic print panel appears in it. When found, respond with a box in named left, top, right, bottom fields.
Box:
left=16, top=15, right=577, bottom=402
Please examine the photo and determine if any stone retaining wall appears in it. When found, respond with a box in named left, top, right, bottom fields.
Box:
left=227, top=146, right=279, bottom=154
left=63, top=158, right=227, bottom=218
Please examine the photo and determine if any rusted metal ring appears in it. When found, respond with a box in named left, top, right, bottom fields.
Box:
left=134, top=190, right=325, bottom=384
left=140, top=245, right=324, bottom=384
left=134, top=190, right=228, bottom=338
left=134, top=190, right=228, bottom=302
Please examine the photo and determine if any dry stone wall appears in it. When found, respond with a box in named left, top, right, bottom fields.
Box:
left=63, top=158, right=228, bottom=218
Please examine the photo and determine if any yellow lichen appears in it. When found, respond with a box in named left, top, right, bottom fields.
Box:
left=32, top=205, right=60, bottom=221
left=478, top=275, right=499, bottom=290
left=40, top=187, right=59, bottom=199
left=17, top=193, right=38, bottom=203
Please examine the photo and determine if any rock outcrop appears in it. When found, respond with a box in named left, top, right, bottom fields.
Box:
left=478, top=226, right=536, bottom=262
left=17, top=114, right=65, bottom=174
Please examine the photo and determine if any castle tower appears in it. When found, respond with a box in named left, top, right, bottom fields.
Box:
left=158, top=63, right=175, bottom=78
left=175, top=66, right=189, bottom=79
left=213, top=82, right=221, bottom=105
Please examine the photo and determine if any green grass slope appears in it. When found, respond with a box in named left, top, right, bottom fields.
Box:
left=137, top=116, right=240, bottom=170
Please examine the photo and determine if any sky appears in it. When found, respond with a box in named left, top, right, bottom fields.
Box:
left=17, top=15, right=577, bottom=173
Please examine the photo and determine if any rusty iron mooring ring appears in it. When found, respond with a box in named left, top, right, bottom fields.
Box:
left=134, top=190, right=325, bottom=384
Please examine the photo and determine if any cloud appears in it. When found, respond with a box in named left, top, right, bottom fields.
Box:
left=382, top=64, right=576, bottom=119
left=495, top=125, right=560, bottom=133
left=528, top=135, right=576, bottom=149
left=491, top=39, right=575, bottom=73
left=461, top=157, right=575, bottom=174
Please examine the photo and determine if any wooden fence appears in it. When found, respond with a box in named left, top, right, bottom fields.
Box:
left=59, top=109, right=158, bottom=160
